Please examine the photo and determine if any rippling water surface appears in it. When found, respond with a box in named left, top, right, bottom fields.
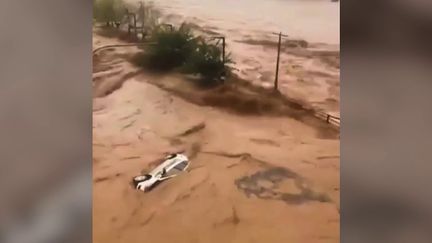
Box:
left=128, top=0, right=340, bottom=114
left=150, top=0, right=339, bottom=44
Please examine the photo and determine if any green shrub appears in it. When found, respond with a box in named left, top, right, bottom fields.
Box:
left=135, top=21, right=231, bottom=83
left=183, top=40, right=232, bottom=84
left=141, top=23, right=196, bottom=70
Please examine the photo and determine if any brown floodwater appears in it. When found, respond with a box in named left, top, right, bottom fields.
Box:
left=128, top=0, right=340, bottom=116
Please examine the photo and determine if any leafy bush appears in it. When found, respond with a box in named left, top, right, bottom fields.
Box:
left=94, top=0, right=125, bottom=25
left=135, top=21, right=231, bottom=83
left=183, top=40, right=232, bottom=84
left=142, top=23, right=196, bottom=70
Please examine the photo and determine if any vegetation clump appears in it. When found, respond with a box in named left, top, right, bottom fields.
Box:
left=142, top=24, right=196, bottom=70
left=135, top=23, right=231, bottom=83
left=182, top=39, right=232, bottom=84
left=94, top=0, right=231, bottom=84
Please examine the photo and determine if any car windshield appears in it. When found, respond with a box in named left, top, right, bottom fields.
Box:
left=173, top=161, right=188, bottom=171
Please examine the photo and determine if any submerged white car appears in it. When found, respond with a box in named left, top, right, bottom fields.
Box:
left=132, top=153, right=190, bottom=192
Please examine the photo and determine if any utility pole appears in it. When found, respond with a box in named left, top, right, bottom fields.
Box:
left=221, top=37, right=226, bottom=64
left=272, top=32, right=288, bottom=91
left=212, top=36, right=226, bottom=63
left=211, top=36, right=227, bottom=83
left=132, top=13, right=137, bottom=36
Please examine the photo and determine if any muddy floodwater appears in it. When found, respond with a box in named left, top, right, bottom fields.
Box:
left=93, top=31, right=340, bottom=243
left=126, top=0, right=340, bottom=116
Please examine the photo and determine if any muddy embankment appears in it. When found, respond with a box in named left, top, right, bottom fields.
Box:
left=92, top=31, right=340, bottom=243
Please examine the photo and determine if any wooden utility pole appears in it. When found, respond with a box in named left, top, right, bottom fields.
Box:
left=212, top=36, right=226, bottom=63
left=210, top=36, right=227, bottom=83
left=127, top=13, right=137, bottom=35
left=222, top=37, right=226, bottom=64
left=272, top=32, right=288, bottom=91
left=133, top=14, right=137, bottom=36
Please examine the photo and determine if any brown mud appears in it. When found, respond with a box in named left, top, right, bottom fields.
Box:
left=93, top=31, right=339, bottom=243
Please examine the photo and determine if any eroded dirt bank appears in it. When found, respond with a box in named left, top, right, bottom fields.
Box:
left=93, top=33, right=339, bottom=243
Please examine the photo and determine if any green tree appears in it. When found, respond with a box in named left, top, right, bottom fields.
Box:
left=183, top=40, right=231, bottom=84
left=143, top=23, right=196, bottom=70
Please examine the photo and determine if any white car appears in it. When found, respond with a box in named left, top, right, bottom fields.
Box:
left=132, top=153, right=190, bottom=192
